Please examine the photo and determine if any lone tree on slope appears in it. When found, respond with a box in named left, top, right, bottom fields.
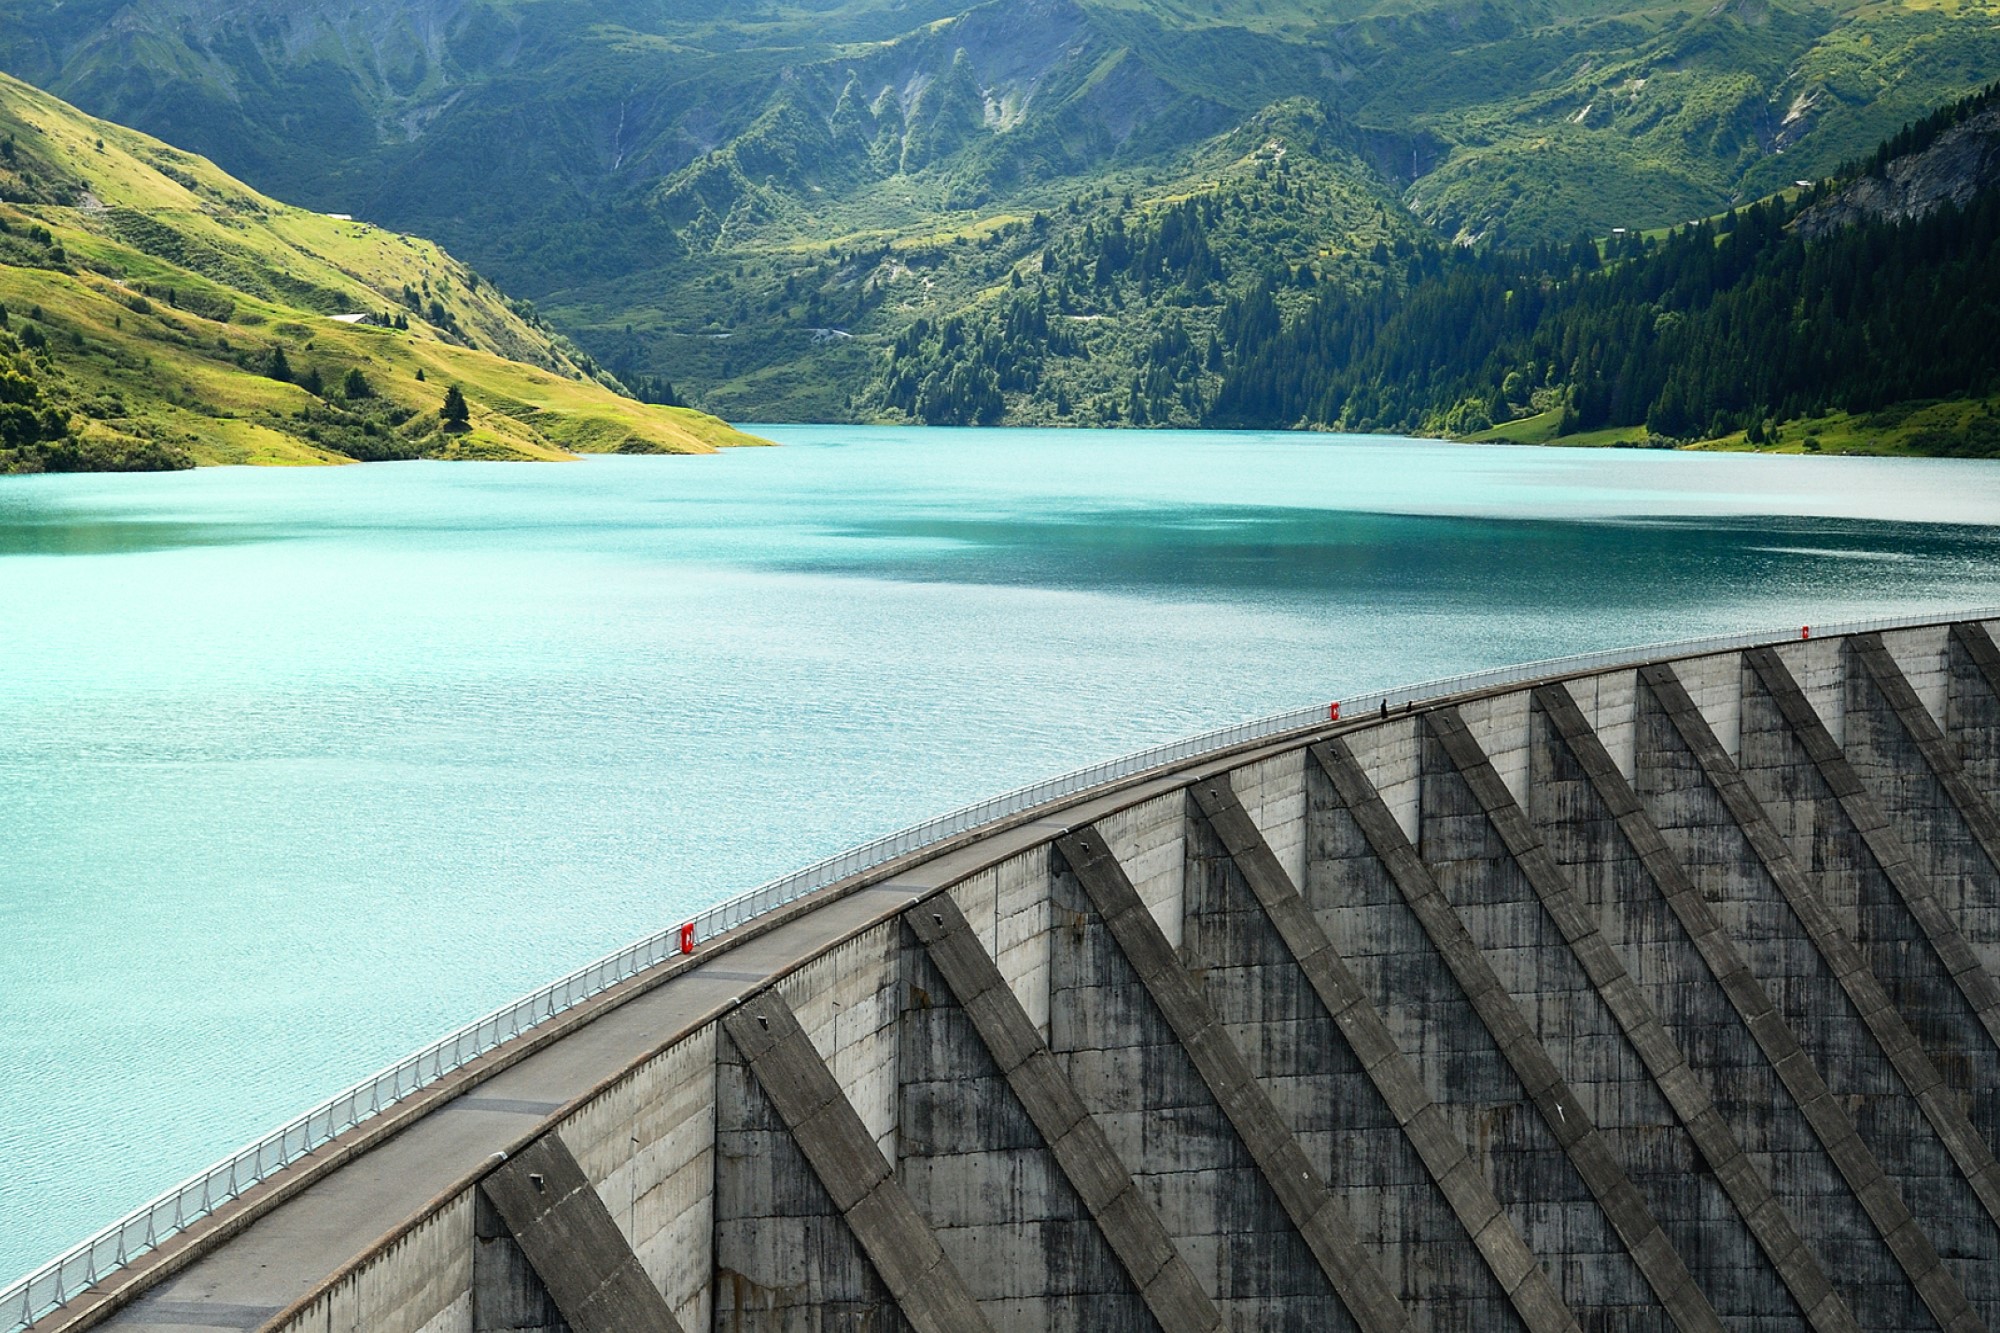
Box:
left=440, top=383, right=470, bottom=430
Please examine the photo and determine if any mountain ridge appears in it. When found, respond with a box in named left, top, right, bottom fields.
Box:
left=1, top=0, right=1997, bottom=424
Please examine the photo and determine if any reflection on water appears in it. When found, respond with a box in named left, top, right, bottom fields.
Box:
left=0, top=517, right=282, bottom=556
left=3, top=427, right=2000, bottom=1276
left=802, top=509, right=2000, bottom=605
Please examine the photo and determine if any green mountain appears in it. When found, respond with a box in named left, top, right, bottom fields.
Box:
left=1212, top=82, right=2000, bottom=455
left=0, top=72, right=761, bottom=471
left=2, top=0, right=1997, bottom=422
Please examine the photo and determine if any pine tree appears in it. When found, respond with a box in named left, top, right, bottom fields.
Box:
left=343, top=368, right=372, bottom=399
left=266, top=346, right=292, bottom=382
left=441, top=383, right=470, bottom=428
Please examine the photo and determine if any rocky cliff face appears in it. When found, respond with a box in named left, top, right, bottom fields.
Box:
left=1796, top=104, right=2000, bottom=239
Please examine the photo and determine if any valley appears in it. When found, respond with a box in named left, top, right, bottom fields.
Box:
left=0, top=0, right=1995, bottom=454
left=3, top=0, right=1997, bottom=431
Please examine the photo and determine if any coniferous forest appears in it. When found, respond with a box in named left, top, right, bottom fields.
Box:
left=861, top=82, right=2000, bottom=452
left=1211, top=84, right=2000, bottom=452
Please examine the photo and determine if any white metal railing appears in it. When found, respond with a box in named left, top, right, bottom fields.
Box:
left=7, top=604, right=1996, bottom=1330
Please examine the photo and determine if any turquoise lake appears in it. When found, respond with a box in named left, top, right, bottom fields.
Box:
left=7, top=425, right=2000, bottom=1278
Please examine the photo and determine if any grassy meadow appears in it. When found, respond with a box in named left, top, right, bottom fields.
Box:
left=0, top=72, right=765, bottom=470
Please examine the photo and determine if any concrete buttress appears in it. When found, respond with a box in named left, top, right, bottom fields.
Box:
left=1310, top=735, right=1711, bottom=1332
left=478, top=1135, right=684, bottom=1333
left=1053, top=827, right=1414, bottom=1333
left=1639, top=659, right=1989, bottom=1333
left=719, top=995, right=993, bottom=1333
left=1182, top=775, right=1579, bottom=1333
left=1526, top=683, right=1861, bottom=1333
left=1949, top=623, right=2000, bottom=803
left=901, top=897, right=1221, bottom=1331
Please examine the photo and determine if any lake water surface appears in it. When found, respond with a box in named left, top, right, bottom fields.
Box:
left=7, top=427, right=2000, bottom=1278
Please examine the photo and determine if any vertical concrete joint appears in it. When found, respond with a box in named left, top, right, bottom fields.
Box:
left=479, top=1133, right=686, bottom=1333
left=1188, top=776, right=1583, bottom=1333
left=719, top=996, right=995, bottom=1333
left=902, top=896, right=1225, bottom=1332
left=1053, top=827, right=1416, bottom=1333
left=1314, top=735, right=1723, bottom=1333
left=1535, top=681, right=1861, bottom=1333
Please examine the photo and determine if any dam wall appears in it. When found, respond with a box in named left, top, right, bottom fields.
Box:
left=32, top=616, right=2000, bottom=1333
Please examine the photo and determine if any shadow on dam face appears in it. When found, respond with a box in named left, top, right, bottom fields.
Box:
left=37, top=618, right=2000, bottom=1333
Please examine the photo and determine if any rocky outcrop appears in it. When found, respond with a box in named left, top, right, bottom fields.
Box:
left=1795, top=104, right=2000, bottom=239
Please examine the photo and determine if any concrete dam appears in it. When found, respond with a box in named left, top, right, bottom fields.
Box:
left=26, top=616, right=2000, bottom=1333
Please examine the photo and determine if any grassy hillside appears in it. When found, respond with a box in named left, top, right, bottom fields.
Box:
left=1473, top=396, right=2000, bottom=458
left=554, top=98, right=1426, bottom=426
left=2, top=0, right=1996, bottom=421
left=0, top=72, right=763, bottom=470
left=824, top=101, right=1425, bottom=427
